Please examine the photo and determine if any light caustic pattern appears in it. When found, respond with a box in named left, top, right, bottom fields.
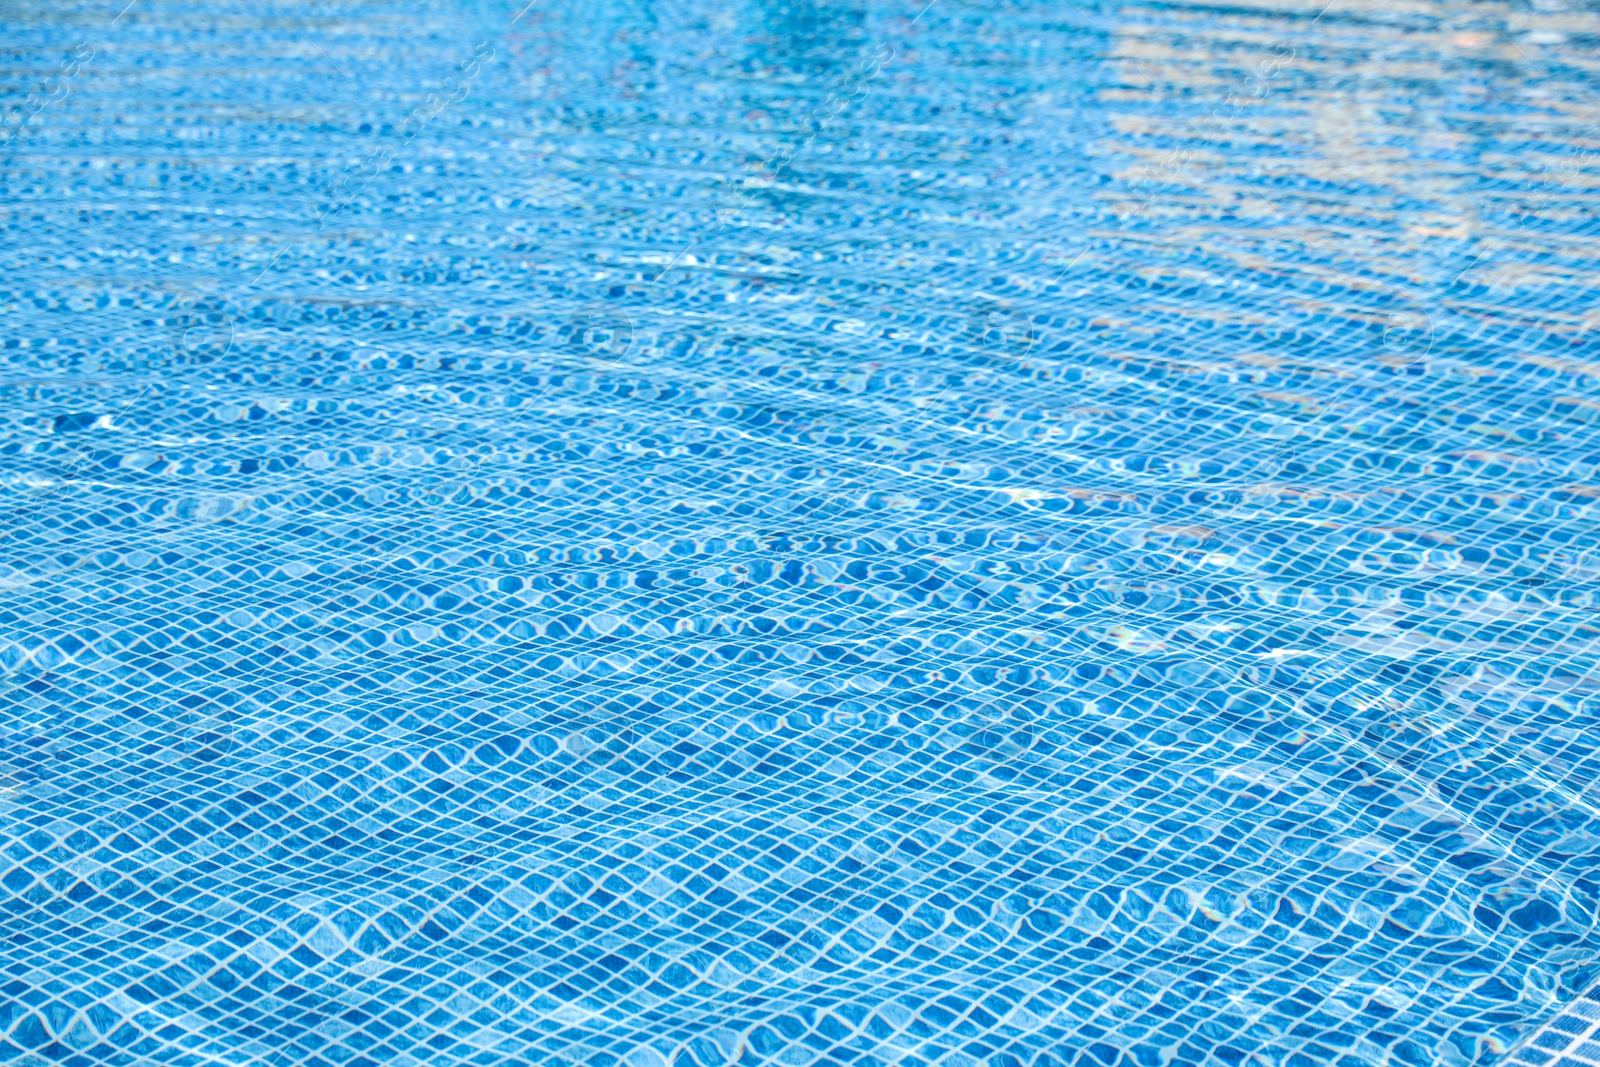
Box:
left=1, top=0, right=1599, bottom=1066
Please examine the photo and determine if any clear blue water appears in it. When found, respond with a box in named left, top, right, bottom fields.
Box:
left=2, top=1, right=1600, bottom=1065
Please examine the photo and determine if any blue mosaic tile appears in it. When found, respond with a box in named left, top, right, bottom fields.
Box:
left=2, top=0, right=1599, bottom=1065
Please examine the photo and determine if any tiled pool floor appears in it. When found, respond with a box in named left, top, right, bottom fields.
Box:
left=1513, top=986, right=1600, bottom=1067
left=2, top=1, right=1599, bottom=1065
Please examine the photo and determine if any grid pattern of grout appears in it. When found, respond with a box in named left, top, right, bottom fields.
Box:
left=1512, top=987, right=1600, bottom=1067
left=2, top=0, right=1600, bottom=1065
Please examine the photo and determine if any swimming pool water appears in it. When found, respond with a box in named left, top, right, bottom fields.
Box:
left=2, top=1, right=1599, bottom=1065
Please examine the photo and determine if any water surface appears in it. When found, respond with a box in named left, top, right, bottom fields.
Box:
left=2, top=1, right=1599, bottom=1065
